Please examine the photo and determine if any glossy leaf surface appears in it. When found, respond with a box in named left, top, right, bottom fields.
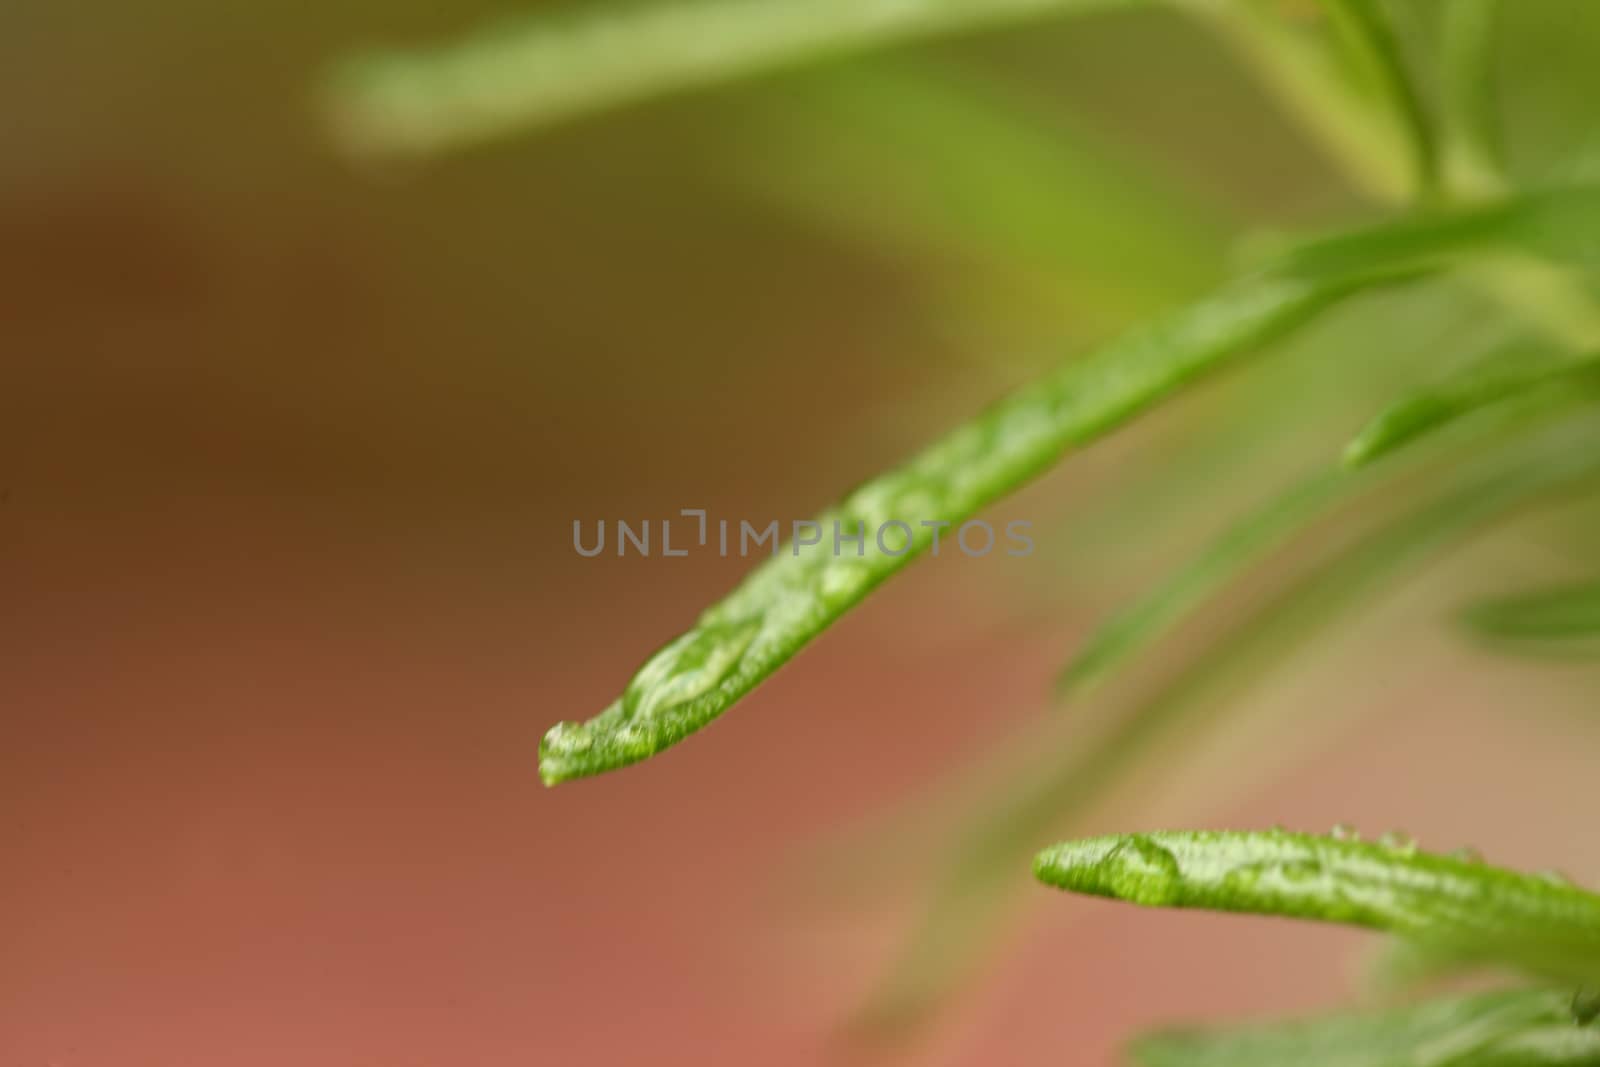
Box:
left=1036, top=829, right=1600, bottom=982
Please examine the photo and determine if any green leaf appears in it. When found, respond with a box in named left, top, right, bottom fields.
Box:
left=539, top=272, right=1359, bottom=785
left=1034, top=829, right=1600, bottom=981
left=855, top=411, right=1600, bottom=1026
left=1322, top=0, right=1439, bottom=200
left=1183, top=0, right=1600, bottom=345
left=1460, top=578, right=1600, bottom=654
left=1460, top=1026, right=1600, bottom=1067
left=1057, top=344, right=1597, bottom=695
left=1440, top=0, right=1505, bottom=193
left=1343, top=349, right=1600, bottom=469
left=1132, top=988, right=1590, bottom=1067
left=1175, top=0, right=1414, bottom=201
left=1269, top=185, right=1600, bottom=280
left=724, top=59, right=1227, bottom=330
left=541, top=187, right=1600, bottom=785
left=1055, top=466, right=1352, bottom=695
left=322, top=0, right=1145, bottom=156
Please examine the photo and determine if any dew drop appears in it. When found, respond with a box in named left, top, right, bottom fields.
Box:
left=1378, top=830, right=1418, bottom=857
left=1330, top=823, right=1361, bottom=842
left=1448, top=846, right=1484, bottom=864
left=1279, top=860, right=1323, bottom=883
left=1104, top=836, right=1184, bottom=906
left=622, top=618, right=761, bottom=722
left=819, top=559, right=874, bottom=605
left=542, top=720, right=593, bottom=754
left=1535, top=869, right=1573, bottom=887
left=611, top=723, right=648, bottom=749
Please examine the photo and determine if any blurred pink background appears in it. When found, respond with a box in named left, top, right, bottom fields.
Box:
left=4, top=2, right=1599, bottom=1064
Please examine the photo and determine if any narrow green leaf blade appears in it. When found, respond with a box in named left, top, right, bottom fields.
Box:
left=1461, top=578, right=1600, bottom=653
left=1323, top=0, right=1439, bottom=199
left=541, top=187, right=1600, bottom=785
left=539, top=273, right=1357, bottom=785
left=1440, top=0, right=1505, bottom=191
left=726, top=59, right=1228, bottom=328
left=1343, top=350, right=1600, bottom=469
left=324, top=0, right=1143, bottom=156
left=858, top=413, right=1600, bottom=1025
left=1034, top=830, right=1600, bottom=980
left=1132, top=988, right=1586, bottom=1067
left=1462, top=1024, right=1600, bottom=1067
left=1269, top=186, right=1600, bottom=280
left=1055, top=466, right=1351, bottom=695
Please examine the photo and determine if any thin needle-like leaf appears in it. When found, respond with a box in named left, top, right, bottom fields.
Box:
left=540, top=272, right=1362, bottom=785
left=1460, top=578, right=1600, bottom=655
left=1035, top=830, right=1600, bottom=983
left=1266, top=185, right=1600, bottom=280
left=1322, top=0, right=1439, bottom=200
left=1056, top=344, right=1591, bottom=696
left=856, top=412, right=1600, bottom=1027
left=1132, top=988, right=1595, bottom=1067
left=1440, top=0, right=1505, bottom=194
left=323, top=0, right=1144, bottom=156
left=724, top=59, right=1227, bottom=330
left=541, top=187, right=1600, bottom=786
left=1180, top=1, right=1600, bottom=346
left=1343, top=350, right=1600, bottom=468
left=1460, top=1026, right=1600, bottom=1067
left=1055, top=467, right=1351, bottom=695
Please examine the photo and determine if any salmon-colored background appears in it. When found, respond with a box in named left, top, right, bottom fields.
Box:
left=4, top=2, right=1598, bottom=1064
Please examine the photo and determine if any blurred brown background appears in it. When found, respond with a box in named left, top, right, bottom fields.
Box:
left=4, top=2, right=1598, bottom=1064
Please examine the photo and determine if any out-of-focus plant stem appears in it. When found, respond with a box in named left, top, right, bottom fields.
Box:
left=1178, top=0, right=1600, bottom=349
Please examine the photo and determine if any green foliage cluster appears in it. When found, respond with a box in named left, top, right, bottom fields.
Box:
left=327, top=0, right=1600, bottom=1060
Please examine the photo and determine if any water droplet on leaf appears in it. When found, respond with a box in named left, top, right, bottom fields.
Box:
left=622, top=618, right=760, bottom=722
left=1378, top=831, right=1417, bottom=857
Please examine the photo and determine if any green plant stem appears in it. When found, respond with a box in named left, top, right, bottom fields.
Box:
left=1322, top=0, right=1439, bottom=201
left=1440, top=0, right=1506, bottom=196
left=1178, top=0, right=1600, bottom=349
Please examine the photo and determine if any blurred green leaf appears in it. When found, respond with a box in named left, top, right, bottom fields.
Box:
left=1460, top=1026, right=1600, bottom=1066
left=1440, top=0, right=1505, bottom=193
left=1175, top=0, right=1414, bottom=201
left=1034, top=829, right=1600, bottom=980
left=1182, top=1, right=1600, bottom=346
left=323, top=0, right=1145, bottom=156
left=858, top=412, right=1600, bottom=1025
left=1343, top=348, right=1600, bottom=468
left=1460, top=578, right=1600, bottom=656
left=1055, top=466, right=1350, bottom=695
left=724, top=59, right=1227, bottom=331
left=1132, top=988, right=1594, bottom=1067
left=541, top=187, right=1600, bottom=786
left=1055, top=342, right=1597, bottom=696
left=1270, top=185, right=1600, bottom=279
left=1322, top=0, right=1438, bottom=199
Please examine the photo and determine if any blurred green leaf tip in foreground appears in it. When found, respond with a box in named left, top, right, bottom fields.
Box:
left=322, top=0, right=1143, bottom=156
left=1132, top=987, right=1600, bottom=1067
